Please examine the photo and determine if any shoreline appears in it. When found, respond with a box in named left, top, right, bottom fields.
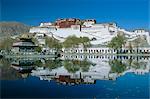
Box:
left=2, top=54, right=57, bottom=59
left=1, top=53, right=150, bottom=59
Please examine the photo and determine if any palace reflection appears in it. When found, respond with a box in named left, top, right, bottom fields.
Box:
left=0, top=55, right=149, bottom=85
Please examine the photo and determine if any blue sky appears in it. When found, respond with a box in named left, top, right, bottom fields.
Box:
left=1, top=0, right=149, bottom=30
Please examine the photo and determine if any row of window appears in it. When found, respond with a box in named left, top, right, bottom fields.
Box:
left=65, top=49, right=150, bottom=53
left=64, top=55, right=150, bottom=60
left=66, top=49, right=116, bottom=53
left=19, top=48, right=34, bottom=52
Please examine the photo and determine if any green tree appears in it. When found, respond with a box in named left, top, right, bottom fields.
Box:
left=0, top=37, right=14, bottom=52
left=108, top=34, right=126, bottom=53
left=108, top=35, right=126, bottom=49
left=63, top=35, right=80, bottom=48
left=80, top=37, right=91, bottom=48
left=35, top=46, right=42, bottom=52
left=45, top=36, right=62, bottom=49
left=63, top=35, right=91, bottom=48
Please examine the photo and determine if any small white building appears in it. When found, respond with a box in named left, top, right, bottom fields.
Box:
left=83, top=21, right=95, bottom=27
left=83, top=19, right=96, bottom=27
left=34, top=33, right=46, bottom=46
left=40, top=22, right=52, bottom=27
left=134, top=29, right=146, bottom=33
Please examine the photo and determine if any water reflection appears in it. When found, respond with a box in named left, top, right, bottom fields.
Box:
left=1, top=55, right=150, bottom=98
left=1, top=55, right=149, bottom=85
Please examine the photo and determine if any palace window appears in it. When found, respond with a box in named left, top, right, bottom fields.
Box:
left=96, top=50, right=99, bottom=53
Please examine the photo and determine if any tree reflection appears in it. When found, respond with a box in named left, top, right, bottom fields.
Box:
left=125, top=57, right=147, bottom=69
left=131, top=61, right=147, bottom=69
left=79, top=59, right=92, bottom=72
left=63, top=59, right=93, bottom=73
left=34, top=60, right=43, bottom=67
left=0, top=58, right=21, bottom=80
left=63, top=60, right=80, bottom=73
left=109, top=59, right=127, bottom=74
left=45, top=59, right=62, bottom=70
left=1, top=56, right=149, bottom=81
left=127, top=58, right=133, bottom=67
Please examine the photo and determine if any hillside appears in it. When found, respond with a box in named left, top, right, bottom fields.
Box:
left=0, top=22, right=30, bottom=39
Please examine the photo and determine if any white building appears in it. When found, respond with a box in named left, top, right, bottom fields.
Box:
left=62, top=47, right=116, bottom=54
left=29, top=26, right=56, bottom=34
left=29, top=21, right=150, bottom=46
left=83, top=21, right=95, bottom=27
left=34, top=33, right=46, bottom=46
left=40, top=22, right=52, bottom=27
left=62, top=47, right=150, bottom=54
left=134, top=29, right=146, bottom=33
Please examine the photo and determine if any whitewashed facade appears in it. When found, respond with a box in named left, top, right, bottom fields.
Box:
left=62, top=47, right=150, bottom=54
left=34, top=33, right=45, bottom=46
left=29, top=21, right=150, bottom=46
left=62, top=47, right=116, bottom=54
left=30, top=27, right=56, bottom=34
left=40, top=22, right=52, bottom=27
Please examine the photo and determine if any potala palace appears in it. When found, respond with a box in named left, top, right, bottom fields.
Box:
left=29, top=18, right=150, bottom=54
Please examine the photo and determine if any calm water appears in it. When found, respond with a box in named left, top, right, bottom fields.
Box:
left=0, top=55, right=150, bottom=98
